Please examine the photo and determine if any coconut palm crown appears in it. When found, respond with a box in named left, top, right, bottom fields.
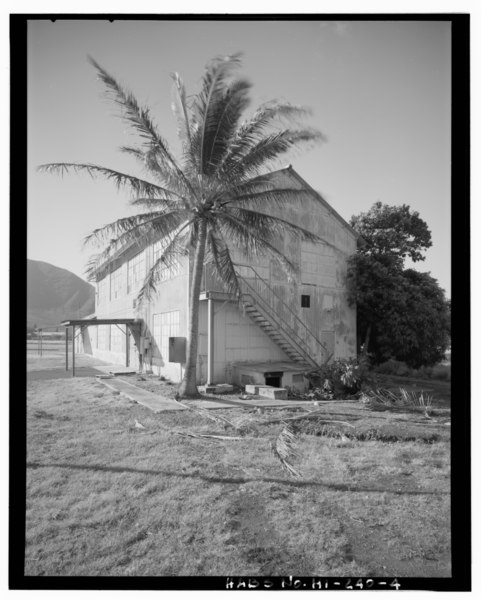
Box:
left=39, top=53, right=327, bottom=397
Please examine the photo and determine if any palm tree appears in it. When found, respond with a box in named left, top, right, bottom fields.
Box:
left=39, top=53, right=326, bottom=398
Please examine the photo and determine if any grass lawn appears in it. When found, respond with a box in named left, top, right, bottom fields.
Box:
left=25, top=345, right=451, bottom=577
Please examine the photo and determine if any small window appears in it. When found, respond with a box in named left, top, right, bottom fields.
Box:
left=301, top=294, right=311, bottom=308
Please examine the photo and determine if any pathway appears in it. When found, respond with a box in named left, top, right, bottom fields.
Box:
left=100, top=377, right=318, bottom=413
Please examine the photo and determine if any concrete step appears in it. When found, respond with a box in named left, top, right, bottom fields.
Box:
left=244, top=384, right=288, bottom=400
left=198, top=383, right=235, bottom=394
left=259, top=386, right=288, bottom=400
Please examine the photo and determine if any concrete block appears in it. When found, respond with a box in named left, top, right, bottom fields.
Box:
left=214, top=383, right=234, bottom=394
left=200, top=384, right=235, bottom=394
left=258, top=387, right=288, bottom=400
left=245, top=384, right=273, bottom=395
left=203, top=385, right=217, bottom=394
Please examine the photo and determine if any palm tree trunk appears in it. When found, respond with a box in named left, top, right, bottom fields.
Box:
left=178, top=219, right=207, bottom=398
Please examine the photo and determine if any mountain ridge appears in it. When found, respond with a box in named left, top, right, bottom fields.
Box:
left=27, top=259, right=95, bottom=329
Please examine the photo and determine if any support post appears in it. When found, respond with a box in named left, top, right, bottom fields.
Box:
left=125, top=326, right=130, bottom=367
left=72, top=325, right=75, bottom=377
left=65, top=326, right=69, bottom=371
left=207, top=295, right=214, bottom=385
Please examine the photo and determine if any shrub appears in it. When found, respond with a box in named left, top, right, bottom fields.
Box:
left=375, top=360, right=450, bottom=381
left=307, top=356, right=372, bottom=398
left=375, top=359, right=410, bottom=377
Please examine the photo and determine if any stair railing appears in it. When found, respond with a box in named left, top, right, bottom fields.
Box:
left=234, top=264, right=327, bottom=367
left=240, top=288, right=319, bottom=368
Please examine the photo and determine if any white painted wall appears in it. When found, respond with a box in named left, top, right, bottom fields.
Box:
left=197, top=299, right=290, bottom=384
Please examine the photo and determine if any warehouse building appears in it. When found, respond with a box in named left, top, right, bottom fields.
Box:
left=75, top=166, right=361, bottom=390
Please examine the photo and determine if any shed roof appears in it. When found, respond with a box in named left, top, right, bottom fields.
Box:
left=61, top=318, right=141, bottom=327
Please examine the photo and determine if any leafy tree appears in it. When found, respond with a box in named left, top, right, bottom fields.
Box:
left=351, top=201, right=432, bottom=263
left=347, top=252, right=405, bottom=357
left=39, top=54, right=325, bottom=397
left=347, top=203, right=450, bottom=367
left=382, top=269, right=450, bottom=368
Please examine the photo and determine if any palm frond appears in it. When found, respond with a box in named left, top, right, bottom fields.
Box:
left=216, top=211, right=298, bottom=279
left=271, top=423, right=301, bottom=478
left=89, top=57, right=196, bottom=200
left=207, top=175, right=280, bottom=207
left=83, top=209, right=185, bottom=247
left=119, top=144, right=195, bottom=205
left=227, top=129, right=325, bottom=181
left=225, top=206, right=337, bottom=250
left=136, top=222, right=192, bottom=304
left=205, top=228, right=241, bottom=297
left=89, top=56, right=160, bottom=142
left=170, top=72, right=197, bottom=172
left=84, top=253, right=104, bottom=281
left=219, top=101, right=320, bottom=176
left=221, top=187, right=309, bottom=209
left=249, top=100, right=313, bottom=124
left=202, top=78, right=252, bottom=175
left=119, top=145, right=145, bottom=162
left=84, top=217, right=188, bottom=289
left=83, top=212, right=189, bottom=283
left=190, top=53, right=244, bottom=174
left=37, top=162, right=186, bottom=203
left=128, top=196, right=179, bottom=211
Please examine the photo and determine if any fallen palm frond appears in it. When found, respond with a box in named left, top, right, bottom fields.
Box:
left=266, top=408, right=355, bottom=428
left=228, top=413, right=262, bottom=435
left=171, top=430, right=244, bottom=441
left=139, top=420, right=244, bottom=442
left=316, top=423, right=346, bottom=441
left=361, top=387, right=435, bottom=416
left=398, top=388, right=434, bottom=410
left=271, top=423, right=302, bottom=478
left=167, top=399, right=305, bottom=477
left=360, top=388, right=400, bottom=406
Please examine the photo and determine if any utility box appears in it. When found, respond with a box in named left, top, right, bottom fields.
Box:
left=169, top=336, right=186, bottom=363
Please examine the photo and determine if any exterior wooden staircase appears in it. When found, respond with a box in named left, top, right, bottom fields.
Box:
left=235, top=265, right=327, bottom=370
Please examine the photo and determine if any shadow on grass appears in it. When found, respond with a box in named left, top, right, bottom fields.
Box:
left=27, top=461, right=448, bottom=496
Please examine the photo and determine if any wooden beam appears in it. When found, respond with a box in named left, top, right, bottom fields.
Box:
left=65, top=326, right=69, bottom=371
left=72, top=325, right=75, bottom=377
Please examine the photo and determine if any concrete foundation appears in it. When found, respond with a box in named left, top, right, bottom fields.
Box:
left=233, top=361, right=309, bottom=392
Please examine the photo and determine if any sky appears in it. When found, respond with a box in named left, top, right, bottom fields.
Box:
left=27, top=18, right=452, bottom=296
